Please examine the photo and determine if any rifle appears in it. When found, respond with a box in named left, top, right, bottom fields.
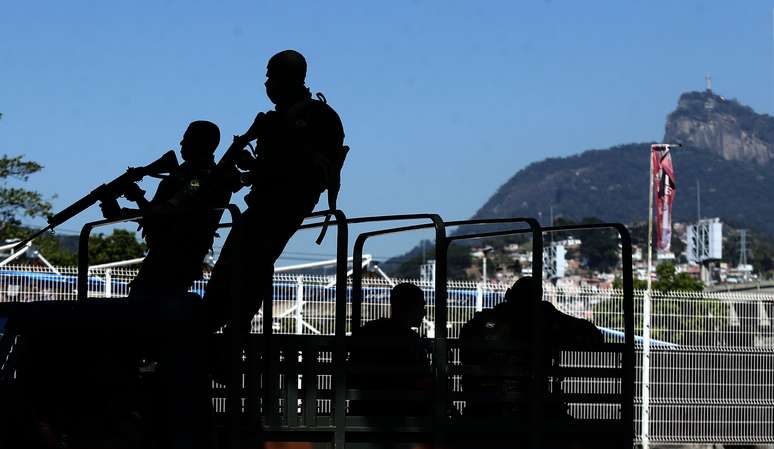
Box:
left=216, top=112, right=268, bottom=173
left=14, top=150, right=179, bottom=251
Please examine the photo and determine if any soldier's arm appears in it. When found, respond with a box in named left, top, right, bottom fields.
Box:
left=216, top=112, right=269, bottom=172
left=123, top=183, right=150, bottom=210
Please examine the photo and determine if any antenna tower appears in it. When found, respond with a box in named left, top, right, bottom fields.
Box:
left=739, top=229, right=748, bottom=267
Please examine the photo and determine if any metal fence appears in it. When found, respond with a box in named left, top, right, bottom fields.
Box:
left=1, top=264, right=772, bottom=445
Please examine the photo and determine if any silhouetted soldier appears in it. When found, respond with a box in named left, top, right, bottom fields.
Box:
left=460, top=276, right=602, bottom=418
left=348, top=283, right=432, bottom=417
left=204, top=50, right=346, bottom=334
left=103, top=121, right=239, bottom=448
left=116, top=120, right=239, bottom=298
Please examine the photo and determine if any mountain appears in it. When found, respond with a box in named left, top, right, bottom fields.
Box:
left=470, top=90, right=774, bottom=236
left=384, top=90, right=774, bottom=276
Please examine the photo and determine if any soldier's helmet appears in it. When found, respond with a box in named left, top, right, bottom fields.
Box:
left=267, top=50, right=307, bottom=84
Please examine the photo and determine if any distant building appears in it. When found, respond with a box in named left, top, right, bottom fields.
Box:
left=420, top=259, right=436, bottom=284
left=543, top=243, right=567, bottom=279
left=687, top=218, right=723, bottom=264
left=657, top=251, right=676, bottom=261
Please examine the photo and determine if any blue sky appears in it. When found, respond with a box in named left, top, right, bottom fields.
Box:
left=2, top=1, right=774, bottom=264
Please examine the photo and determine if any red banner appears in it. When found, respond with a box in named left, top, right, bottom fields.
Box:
left=652, top=145, right=676, bottom=252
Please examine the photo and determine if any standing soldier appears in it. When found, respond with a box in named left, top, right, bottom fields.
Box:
left=205, top=50, right=347, bottom=334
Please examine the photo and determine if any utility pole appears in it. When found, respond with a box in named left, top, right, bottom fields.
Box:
left=697, top=179, right=701, bottom=223
left=478, top=246, right=494, bottom=284
left=550, top=206, right=555, bottom=244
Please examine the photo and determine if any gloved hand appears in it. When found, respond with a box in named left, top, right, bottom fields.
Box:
left=123, top=183, right=146, bottom=203
left=235, top=149, right=256, bottom=171
left=242, top=112, right=267, bottom=141
left=99, top=198, right=122, bottom=219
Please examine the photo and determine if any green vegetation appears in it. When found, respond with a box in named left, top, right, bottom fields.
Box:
left=613, top=261, right=703, bottom=292
left=556, top=217, right=619, bottom=273
left=601, top=262, right=721, bottom=345
left=87, top=229, right=147, bottom=265
left=0, top=154, right=52, bottom=238
left=723, top=227, right=774, bottom=278
left=1, top=112, right=146, bottom=266
left=386, top=239, right=473, bottom=280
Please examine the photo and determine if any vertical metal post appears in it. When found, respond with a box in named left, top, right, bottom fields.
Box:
left=352, top=238, right=365, bottom=333
left=432, top=219, right=448, bottom=448
left=331, top=211, right=348, bottom=449
left=616, top=223, right=636, bottom=449
left=105, top=268, right=112, bottom=298
left=529, top=223, right=544, bottom=449
left=263, top=260, right=278, bottom=428
left=475, top=283, right=483, bottom=312
left=77, top=224, right=93, bottom=301
left=642, top=145, right=656, bottom=449
left=295, top=275, right=304, bottom=335
left=229, top=230, right=245, bottom=449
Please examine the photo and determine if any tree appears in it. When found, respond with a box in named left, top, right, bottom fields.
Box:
left=576, top=217, right=619, bottom=273
left=652, top=261, right=703, bottom=292
left=0, top=158, right=53, bottom=238
left=613, top=261, right=703, bottom=291
left=387, top=239, right=473, bottom=280
left=0, top=113, right=52, bottom=237
left=602, top=262, right=723, bottom=345
left=31, top=234, right=79, bottom=266
left=88, top=229, right=147, bottom=265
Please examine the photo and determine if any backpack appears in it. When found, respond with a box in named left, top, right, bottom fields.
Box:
left=287, top=92, right=349, bottom=244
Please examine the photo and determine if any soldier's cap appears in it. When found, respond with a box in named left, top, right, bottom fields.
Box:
left=267, top=50, right=307, bottom=84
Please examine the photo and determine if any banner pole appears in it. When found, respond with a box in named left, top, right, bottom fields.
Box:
left=641, top=145, right=656, bottom=449
left=642, top=142, right=679, bottom=447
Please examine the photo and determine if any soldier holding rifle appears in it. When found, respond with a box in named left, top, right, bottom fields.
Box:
left=205, top=50, right=347, bottom=334
left=116, top=120, right=241, bottom=298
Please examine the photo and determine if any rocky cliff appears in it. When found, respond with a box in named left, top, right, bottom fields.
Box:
left=664, top=90, right=774, bottom=165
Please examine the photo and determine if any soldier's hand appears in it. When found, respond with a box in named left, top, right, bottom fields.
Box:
left=123, top=183, right=146, bottom=203
left=99, top=199, right=122, bottom=220
left=243, top=112, right=267, bottom=141
left=235, top=149, right=256, bottom=171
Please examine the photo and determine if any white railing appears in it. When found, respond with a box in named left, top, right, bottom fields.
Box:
left=0, top=264, right=772, bottom=445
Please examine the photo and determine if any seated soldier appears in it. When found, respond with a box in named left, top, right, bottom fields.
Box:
left=104, top=121, right=239, bottom=448
left=459, top=276, right=602, bottom=418
left=348, top=283, right=433, bottom=417
left=120, top=120, right=240, bottom=298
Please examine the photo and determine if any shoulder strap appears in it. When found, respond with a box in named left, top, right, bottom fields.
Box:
left=311, top=92, right=348, bottom=245
left=314, top=144, right=350, bottom=245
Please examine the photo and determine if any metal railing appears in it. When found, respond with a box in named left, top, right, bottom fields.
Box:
left=1, top=265, right=772, bottom=445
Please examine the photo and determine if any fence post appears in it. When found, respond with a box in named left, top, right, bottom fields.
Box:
left=475, top=283, right=484, bottom=312
left=105, top=268, right=112, bottom=298
left=295, top=275, right=304, bottom=335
